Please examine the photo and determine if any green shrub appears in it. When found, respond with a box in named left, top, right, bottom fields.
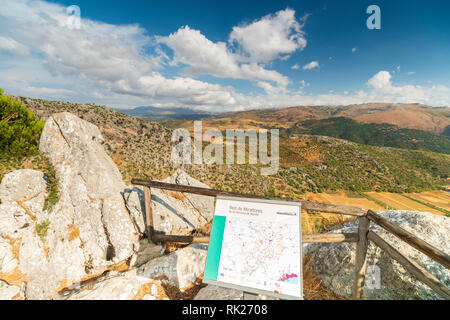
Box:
left=0, top=89, right=44, bottom=159
left=43, top=163, right=60, bottom=213
left=36, top=219, right=50, bottom=242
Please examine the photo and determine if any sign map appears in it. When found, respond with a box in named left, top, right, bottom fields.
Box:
left=204, top=197, right=302, bottom=300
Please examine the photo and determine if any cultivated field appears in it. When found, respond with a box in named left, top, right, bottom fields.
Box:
left=299, top=190, right=448, bottom=234
left=406, top=190, right=450, bottom=211
left=303, top=192, right=385, bottom=211
left=365, top=192, right=447, bottom=215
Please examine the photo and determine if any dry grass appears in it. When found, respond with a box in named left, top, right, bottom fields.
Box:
left=158, top=274, right=207, bottom=300
left=169, top=191, right=186, bottom=201
left=303, top=255, right=348, bottom=300
left=68, top=224, right=80, bottom=241
left=133, top=281, right=169, bottom=300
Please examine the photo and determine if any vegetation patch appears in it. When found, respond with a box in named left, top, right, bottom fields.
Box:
left=43, top=162, right=60, bottom=212
left=36, top=219, right=51, bottom=242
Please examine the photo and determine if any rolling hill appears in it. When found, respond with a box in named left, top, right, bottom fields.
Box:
left=167, top=103, right=450, bottom=135
left=285, top=117, right=450, bottom=154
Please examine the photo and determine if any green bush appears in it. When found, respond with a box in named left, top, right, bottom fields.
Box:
left=36, top=219, right=50, bottom=242
left=0, top=89, right=44, bottom=159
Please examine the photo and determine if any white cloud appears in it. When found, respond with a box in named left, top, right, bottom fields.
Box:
left=302, top=61, right=319, bottom=70
left=366, top=71, right=450, bottom=105
left=0, top=36, right=28, bottom=55
left=229, top=8, right=307, bottom=63
left=291, top=64, right=300, bottom=70
left=367, top=70, right=392, bottom=89
left=158, top=26, right=289, bottom=89
left=352, top=47, right=357, bottom=53
left=24, top=85, right=77, bottom=97
left=0, top=0, right=241, bottom=109
left=299, top=80, right=309, bottom=88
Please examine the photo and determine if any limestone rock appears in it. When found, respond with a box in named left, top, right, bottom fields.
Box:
left=122, top=187, right=147, bottom=237
left=139, top=243, right=208, bottom=289
left=0, top=169, right=47, bottom=204
left=194, top=285, right=243, bottom=300
left=193, top=285, right=278, bottom=300
left=132, top=239, right=164, bottom=267
left=305, top=211, right=450, bottom=300
left=39, top=113, right=139, bottom=265
left=0, top=112, right=141, bottom=299
left=65, top=271, right=159, bottom=300
left=0, top=280, right=21, bottom=300
left=125, top=169, right=214, bottom=236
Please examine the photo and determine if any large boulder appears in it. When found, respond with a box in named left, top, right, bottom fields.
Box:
left=65, top=244, right=208, bottom=300
left=305, top=211, right=450, bottom=300
left=124, top=169, right=214, bottom=237
left=139, top=243, right=208, bottom=289
left=0, top=112, right=141, bottom=299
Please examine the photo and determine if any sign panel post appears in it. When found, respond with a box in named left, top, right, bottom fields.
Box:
left=204, top=196, right=303, bottom=300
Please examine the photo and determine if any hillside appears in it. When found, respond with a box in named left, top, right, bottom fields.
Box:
left=285, top=117, right=450, bottom=154
left=167, top=103, right=450, bottom=135
left=2, top=94, right=448, bottom=199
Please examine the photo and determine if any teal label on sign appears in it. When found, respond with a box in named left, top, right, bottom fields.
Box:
left=204, top=215, right=226, bottom=281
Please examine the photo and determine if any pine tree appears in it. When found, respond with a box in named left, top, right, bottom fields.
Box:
left=0, top=89, right=44, bottom=159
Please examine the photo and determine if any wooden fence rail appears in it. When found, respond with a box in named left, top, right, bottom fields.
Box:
left=132, top=178, right=450, bottom=300
left=151, top=232, right=359, bottom=244
left=367, top=231, right=450, bottom=300
left=367, top=210, right=450, bottom=270
left=131, top=178, right=367, bottom=216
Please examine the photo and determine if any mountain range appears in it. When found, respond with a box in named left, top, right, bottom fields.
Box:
left=115, top=106, right=219, bottom=121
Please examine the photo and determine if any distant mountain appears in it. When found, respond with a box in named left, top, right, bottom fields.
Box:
left=204, top=103, right=450, bottom=135
left=114, top=106, right=220, bottom=121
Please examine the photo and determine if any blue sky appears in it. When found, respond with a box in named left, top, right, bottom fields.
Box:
left=0, top=0, right=449, bottom=110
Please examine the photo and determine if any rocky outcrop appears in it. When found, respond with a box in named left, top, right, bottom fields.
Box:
left=39, top=112, right=140, bottom=265
left=0, top=113, right=142, bottom=299
left=124, top=169, right=214, bottom=237
left=0, top=112, right=216, bottom=300
left=305, top=211, right=450, bottom=300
